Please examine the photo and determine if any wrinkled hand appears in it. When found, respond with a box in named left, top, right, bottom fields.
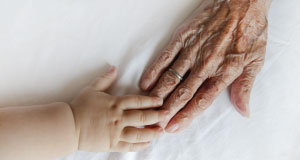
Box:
left=140, top=0, right=270, bottom=133
left=71, top=67, right=167, bottom=152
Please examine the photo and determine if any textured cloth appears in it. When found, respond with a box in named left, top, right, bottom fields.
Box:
left=0, top=0, right=299, bottom=159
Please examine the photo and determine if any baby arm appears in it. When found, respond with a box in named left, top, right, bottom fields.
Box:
left=0, top=66, right=167, bottom=160
left=0, top=102, right=77, bottom=160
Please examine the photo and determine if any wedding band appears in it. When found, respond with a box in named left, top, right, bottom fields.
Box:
left=169, top=68, right=183, bottom=81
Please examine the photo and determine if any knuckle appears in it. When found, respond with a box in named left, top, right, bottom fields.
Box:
left=110, top=107, right=124, bottom=126
left=190, top=70, right=206, bottom=82
left=194, top=102, right=208, bottom=113
left=179, top=53, right=192, bottom=67
left=216, top=78, right=227, bottom=90
left=111, top=113, right=124, bottom=127
left=151, top=72, right=179, bottom=98
left=113, top=98, right=123, bottom=109
left=194, top=93, right=211, bottom=111
left=175, top=85, right=194, bottom=102
left=163, top=71, right=178, bottom=86
left=160, top=49, right=173, bottom=61
left=113, top=118, right=122, bottom=127
left=111, top=103, right=119, bottom=111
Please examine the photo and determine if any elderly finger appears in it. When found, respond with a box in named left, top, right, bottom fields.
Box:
left=230, top=59, right=264, bottom=117
left=149, top=3, right=229, bottom=99
left=149, top=36, right=202, bottom=99
left=165, top=78, right=228, bottom=133
left=120, top=127, right=163, bottom=143
left=123, top=110, right=168, bottom=126
left=159, top=15, right=240, bottom=129
left=156, top=65, right=211, bottom=129
left=165, top=59, right=243, bottom=133
left=138, top=1, right=225, bottom=91
left=139, top=36, right=183, bottom=91
left=117, top=96, right=163, bottom=110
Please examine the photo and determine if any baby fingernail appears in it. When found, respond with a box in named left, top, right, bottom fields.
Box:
left=166, top=124, right=179, bottom=133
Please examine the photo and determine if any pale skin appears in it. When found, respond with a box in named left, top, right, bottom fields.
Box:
left=140, top=0, right=273, bottom=133
left=0, top=67, right=168, bottom=160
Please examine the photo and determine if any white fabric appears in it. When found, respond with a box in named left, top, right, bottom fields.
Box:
left=0, top=0, right=299, bottom=159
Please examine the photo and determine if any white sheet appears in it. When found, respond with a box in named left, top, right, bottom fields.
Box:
left=0, top=0, right=299, bottom=159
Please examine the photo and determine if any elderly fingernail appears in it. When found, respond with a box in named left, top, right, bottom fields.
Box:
left=141, top=79, right=151, bottom=90
left=242, top=104, right=250, bottom=118
left=166, top=123, right=179, bottom=133
left=235, top=100, right=250, bottom=118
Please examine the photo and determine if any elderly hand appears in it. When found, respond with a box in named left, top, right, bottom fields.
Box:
left=140, top=0, right=271, bottom=133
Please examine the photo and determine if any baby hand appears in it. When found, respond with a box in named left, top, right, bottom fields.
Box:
left=70, top=67, right=168, bottom=152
